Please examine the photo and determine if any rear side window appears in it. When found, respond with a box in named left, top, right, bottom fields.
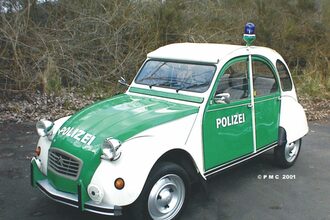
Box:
left=276, top=60, right=293, bottom=91
left=252, top=60, right=278, bottom=97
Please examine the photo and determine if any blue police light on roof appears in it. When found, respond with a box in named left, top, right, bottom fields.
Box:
left=243, top=22, right=256, bottom=46
left=244, top=22, right=255, bottom=35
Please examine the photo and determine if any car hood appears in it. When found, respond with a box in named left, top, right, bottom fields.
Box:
left=52, top=93, right=198, bottom=148
left=48, top=93, right=199, bottom=192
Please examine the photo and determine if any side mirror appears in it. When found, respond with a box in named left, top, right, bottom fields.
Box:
left=118, top=76, right=129, bottom=87
left=214, top=93, right=230, bottom=104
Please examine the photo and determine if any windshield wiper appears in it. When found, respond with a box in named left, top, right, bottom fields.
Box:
left=149, top=82, right=158, bottom=89
left=149, top=81, right=171, bottom=89
left=176, top=82, right=209, bottom=93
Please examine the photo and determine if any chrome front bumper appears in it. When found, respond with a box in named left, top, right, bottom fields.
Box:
left=31, top=158, right=122, bottom=216
left=36, top=179, right=122, bottom=216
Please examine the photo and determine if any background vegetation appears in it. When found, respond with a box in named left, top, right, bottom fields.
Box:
left=0, top=0, right=329, bottom=99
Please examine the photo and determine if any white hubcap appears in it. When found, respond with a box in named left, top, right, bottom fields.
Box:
left=148, top=174, right=185, bottom=220
left=285, top=140, right=300, bottom=163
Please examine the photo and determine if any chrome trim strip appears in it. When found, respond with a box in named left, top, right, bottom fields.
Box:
left=36, top=179, right=121, bottom=216
left=204, top=142, right=277, bottom=178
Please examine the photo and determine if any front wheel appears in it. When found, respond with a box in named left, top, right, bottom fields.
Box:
left=274, top=139, right=301, bottom=168
left=130, top=162, right=190, bottom=220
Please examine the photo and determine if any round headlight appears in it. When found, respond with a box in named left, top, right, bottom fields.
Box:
left=101, top=137, right=121, bottom=161
left=36, top=119, right=54, bottom=137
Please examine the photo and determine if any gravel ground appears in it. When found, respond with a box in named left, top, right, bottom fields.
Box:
left=0, top=91, right=329, bottom=123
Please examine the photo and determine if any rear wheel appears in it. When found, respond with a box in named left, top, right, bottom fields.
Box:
left=131, top=162, right=190, bottom=220
left=274, top=139, right=301, bottom=168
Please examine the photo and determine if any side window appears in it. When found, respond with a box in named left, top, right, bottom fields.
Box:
left=252, top=60, right=278, bottom=96
left=276, top=60, right=293, bottom=91
left=215, top=61, right=249, bottom=102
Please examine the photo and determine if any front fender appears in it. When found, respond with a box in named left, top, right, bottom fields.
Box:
left=89, top=114, right=197, bottom=206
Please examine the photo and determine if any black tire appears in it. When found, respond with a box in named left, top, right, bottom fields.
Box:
left=129, top=162, right=190, bottom=220
left=274, top=139, right=301, bottom=168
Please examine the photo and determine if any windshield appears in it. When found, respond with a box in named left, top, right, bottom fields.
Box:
left=135, top=60, right=216, bottom=93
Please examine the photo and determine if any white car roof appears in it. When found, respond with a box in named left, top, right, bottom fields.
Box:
left=147, top=43, right=279, bottom=64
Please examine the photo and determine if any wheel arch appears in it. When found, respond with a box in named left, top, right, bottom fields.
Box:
left=153, top=149, right=203, bottom=184
left=278, top=126, right=287, bottom=147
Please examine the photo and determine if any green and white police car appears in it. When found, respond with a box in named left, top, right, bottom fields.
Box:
left=31, top=23, right=308, bottom=220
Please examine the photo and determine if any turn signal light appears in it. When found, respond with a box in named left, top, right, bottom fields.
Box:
left=35, top=146, right=41, bottom=156
left=114, top=178, right=125, bottom=190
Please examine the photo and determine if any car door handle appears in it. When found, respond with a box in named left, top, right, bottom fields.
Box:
left=247, top=103, right=253, bottom=108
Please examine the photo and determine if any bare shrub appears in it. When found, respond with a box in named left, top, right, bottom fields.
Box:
left=0, top=0, right=329, bottom=98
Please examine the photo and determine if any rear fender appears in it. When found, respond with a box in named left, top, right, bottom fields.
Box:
left=279, top=96, right=308, bottom=143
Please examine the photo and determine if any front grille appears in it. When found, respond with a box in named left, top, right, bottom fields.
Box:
left=48, top=148, right=82, bottom=180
